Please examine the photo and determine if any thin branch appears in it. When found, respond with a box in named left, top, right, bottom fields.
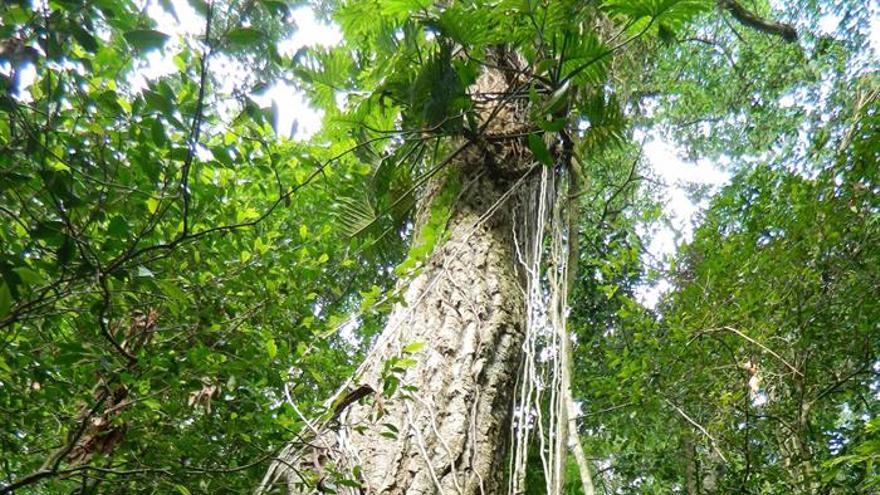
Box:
left=813, top=360, right=871, bottom=403
left=1, top=394, right=110, bottom=495
left=180, top=1, right=214, bottom=235
left=573, top=402, right=636, bottom=419
left=96, top=274, right=136, bottom=363
left=714, top=326, right=803, bottom=377
left=664, top=399, right=729, bottom=464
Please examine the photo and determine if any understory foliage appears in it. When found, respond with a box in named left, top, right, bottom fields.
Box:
left=0, top=0, right=877, bottom=494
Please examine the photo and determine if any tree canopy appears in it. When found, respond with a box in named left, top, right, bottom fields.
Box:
left=0, top=0, right=877, bottom=493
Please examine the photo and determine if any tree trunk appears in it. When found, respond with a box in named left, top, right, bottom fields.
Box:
left=335, top=170, right=528, bottom=494
left=262, top=61, right=539, bottom=495
left=563, top=166, right=596, bottom=495
left=566, top=392, right=596, bottom=495
left=683, top=434, right=698, bottom=495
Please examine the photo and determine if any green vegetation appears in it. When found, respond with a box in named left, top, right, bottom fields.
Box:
left=1, top=0, right=876, bottom=493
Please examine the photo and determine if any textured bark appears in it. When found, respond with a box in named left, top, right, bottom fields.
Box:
left=683, top=435, right=698, bottom=495
left=335, top=169, right=526, bottom=494
left=262, top=59, right=537, bottom=494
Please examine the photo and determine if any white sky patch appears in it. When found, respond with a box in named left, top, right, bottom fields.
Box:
left=818, top=11, right=842, bottom=33
left=278, top=8, right=343, bottom=56
left=148, top=0, right=202, bottom=37
left=338, top=316, right=364, bottom=349
left=254, top=84, right=325, bottom=139
left=137, top=1, right=340, bottom=139
left=872, top=7, right=880, bottom=54
left=128, top=0, right=203, bottom=92
left=636, top=137, right=730, bottom=308
left=815, top=2, right=880, bottom=63
left=254, top=7, right=342, bottom=139
left=2, top=63, right=36, bottom=101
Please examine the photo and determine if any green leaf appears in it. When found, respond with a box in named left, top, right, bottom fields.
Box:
left=539, top=117, right=568, bottom=132
left=0, top=282, right=10, bottom=318
left=73, top=26, right=99, bottom=52
left=186, top=0, right=208, bottom=16
left=402, top=341, right=426, bottom=353
left=123, top=30, right=171, bottom=51
left=0, top=355, right=11, bottom=379
left=144, top=90, right=176, bottom=118
left=266, top=338, right=277, bottom=359
left=396, top=358, right=417, bottom=368
left=528, top=134, right=554, bottom=166
left=536, top=58, right=557, bottom=75
left=13, top=267, right=44, bottom=287
left=337, top=478, right=363, bottom=488
left=383, top=376, right=399, bottom=397
left=157, top=280, right=188, bottom=306
left=260, top=0, right=290, bottom=16
left=227, top=27, right=265, bottom=47
left=380, top=0, right=432, bottom=20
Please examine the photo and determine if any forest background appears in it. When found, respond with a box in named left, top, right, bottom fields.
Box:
left=0, top=0, right=877, bottom=493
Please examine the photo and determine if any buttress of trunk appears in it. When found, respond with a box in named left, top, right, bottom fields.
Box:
left=261, top=60, right=538, bottom=494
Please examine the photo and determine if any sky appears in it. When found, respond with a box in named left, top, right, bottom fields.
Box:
left=636, top=139, right=729, bottom=307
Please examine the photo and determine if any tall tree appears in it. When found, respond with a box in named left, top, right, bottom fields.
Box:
left=1, top=0, right=875, bottom=494
left=255, top=0, right=809, bottom=493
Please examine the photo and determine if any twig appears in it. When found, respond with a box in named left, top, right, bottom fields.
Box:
left=180, top=1, right=214, bottom=235
left=1, top=394, right=110, bottom=494
left=664, top=399, right=728, bottom=464
left=714, top=326, right=803, bottom=376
